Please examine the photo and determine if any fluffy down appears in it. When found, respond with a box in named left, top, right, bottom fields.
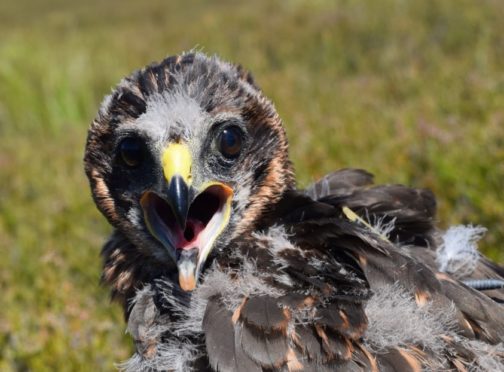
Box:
left=436, top=225, right=487, bottom=278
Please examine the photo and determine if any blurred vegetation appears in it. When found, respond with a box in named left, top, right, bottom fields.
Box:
left=1, top=0, right=503, bottom=370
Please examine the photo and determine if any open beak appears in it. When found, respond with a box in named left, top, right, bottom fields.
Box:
left=140, top=143, right=233, bottom=291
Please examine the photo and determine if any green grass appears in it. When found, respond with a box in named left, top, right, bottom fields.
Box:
left=1, top=0, right=503, bottom=369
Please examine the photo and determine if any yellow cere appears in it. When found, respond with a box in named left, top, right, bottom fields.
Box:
left=162, top=143, right=192, bottom=184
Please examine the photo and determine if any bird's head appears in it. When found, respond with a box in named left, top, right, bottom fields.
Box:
left=84, top=52, right=295, bottom=291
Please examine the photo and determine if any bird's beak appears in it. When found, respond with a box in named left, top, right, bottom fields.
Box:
left=140, top=143, right=233, bottom=292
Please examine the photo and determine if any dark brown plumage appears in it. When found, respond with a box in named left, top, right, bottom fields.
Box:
left=84, top=52, right=504, bottom=371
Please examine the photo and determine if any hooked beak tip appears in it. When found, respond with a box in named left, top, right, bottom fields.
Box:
left=177, top=248, right=198, bottom=292
left=179, top=273, right=197, bottom=291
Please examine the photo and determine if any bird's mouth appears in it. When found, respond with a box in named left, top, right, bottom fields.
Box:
left=140, top=182, right=233, bottom=291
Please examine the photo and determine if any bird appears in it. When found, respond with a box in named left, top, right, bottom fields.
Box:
left=84, top=52, right=504, bottom=371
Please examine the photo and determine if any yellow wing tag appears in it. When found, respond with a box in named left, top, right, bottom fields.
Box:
left=342, top=206, right=391, bottom=243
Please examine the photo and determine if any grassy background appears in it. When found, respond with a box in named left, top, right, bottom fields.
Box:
left=1, top=0, right=503, bottom=369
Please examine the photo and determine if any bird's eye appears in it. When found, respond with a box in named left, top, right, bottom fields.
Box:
left=118, top=137, right=145, bottom=167
left=217, top=126, right=243, bottom=159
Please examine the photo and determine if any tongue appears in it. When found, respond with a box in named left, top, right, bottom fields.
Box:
left=179, top=219, right=206, bottom=250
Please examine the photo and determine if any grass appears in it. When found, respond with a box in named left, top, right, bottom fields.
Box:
left=1, top=0, right=503, bottom=369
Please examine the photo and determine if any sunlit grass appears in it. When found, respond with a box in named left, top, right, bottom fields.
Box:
left=1, top=0, right=503, bottom=369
